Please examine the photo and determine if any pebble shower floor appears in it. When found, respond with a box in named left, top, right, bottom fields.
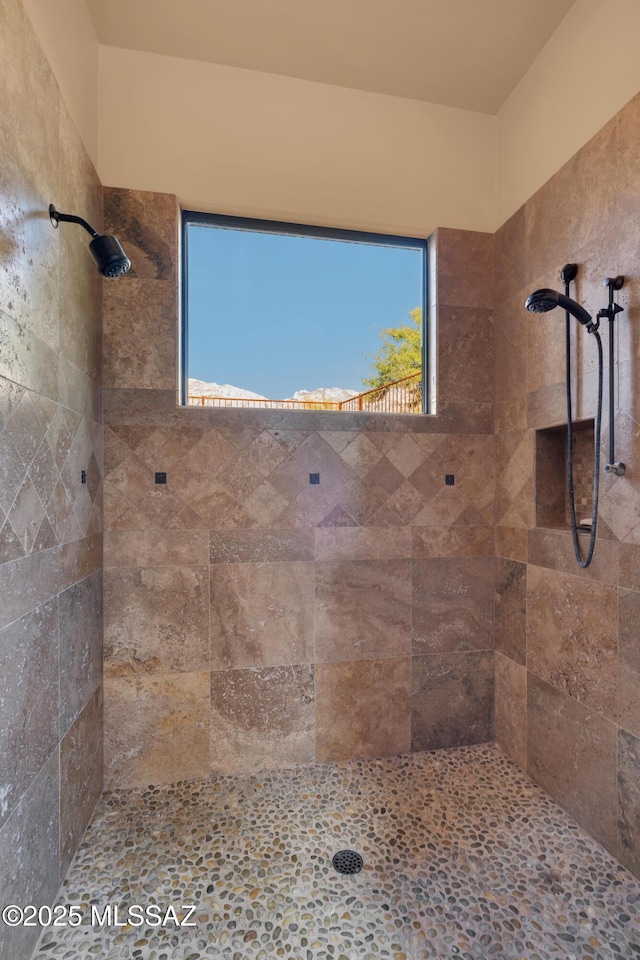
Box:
left=33, top=744, right=640, bottom=960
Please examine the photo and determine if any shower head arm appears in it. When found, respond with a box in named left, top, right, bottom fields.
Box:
left=48, top=203, right=131, bottom=278
left=49, top=204, right=99, bottom=239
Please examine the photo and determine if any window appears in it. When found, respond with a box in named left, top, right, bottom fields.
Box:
left=181, top=212, right=429, bottom=414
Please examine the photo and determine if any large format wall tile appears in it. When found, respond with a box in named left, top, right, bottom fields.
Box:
left=104, top=672, right=210, bottom=788
left=210, top=528, right=315, bottom=564
left=495, top=525, right=527, bottom=563
left=494, top=651, right=527, bottom=769
left=617, top=542, right=640, bottom=591
left=494, top=558, right=526, bottom=664
left=105, top=529, right=209, bottom=567
left=58, top=357, right=102, bottom=424
left=0, top=601, right=58, bottom=829
left=527, top=528, right=619, bottom=584
left=494, top=205, right=525, bottom=303
left=495, top=396, right=527, bottom=438
left=104, top=188, right=178, bottom=282
left=104, top=385, right=494, bottom=435
left=210, top=561, right=313, bottom=670
left=618, top=588, right=640, bottom=738
left=58, top=533, right=102, bottom=593
left=316, top=559, right=411, bottom=662
left=618, top=728, right=640, bottom=876
left=103, top=280, right=177, bottom=390
left=0, top=315, right=59, bottom=406
left=210, top=665, right=315, bottom=775
left=0, top=0, right=59, bottom=348
left=316, top=658, right=411, bottom=762
left=315, top=526, right=411, bottom=561
left=527, top=674, right=617, bottom=853
left=526, top=304, right=573, bottom=396
left=494, top=293, right=527, bottom=408
left=437, top=306, right=494, bottom=405
left=495, top=429, right=533, bottom=530
left=435, top=228, right=494, bottom=309
left=59, top=571, right=103, bottom=735
left=0, top=537, right=59, bottom=631
left=60, top=687, right=103, bottom=876
left=104, top=565, right=208, bottom=676
left=616, top=93, right=640, bottom=219
left=526, top=565, right=617, bottom=719
left=0, top=750, right=59, bottom=960
left=411, top=651, right=494, bottom=751
left=57, top=109, right=103, bottom=358
left=412, top=557, right=494, bottom=654
left=411, top=525, right=493, bottom=558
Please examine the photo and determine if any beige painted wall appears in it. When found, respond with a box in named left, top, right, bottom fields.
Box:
left=22, top=0, right=99, bottom=168
left=97, top=46, right=496, bottom=236
left=496, top=0, right=640, bottom=227
left=23, top=0, right=640, bottom=236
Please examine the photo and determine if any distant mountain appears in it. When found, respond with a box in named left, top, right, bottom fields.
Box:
left=188, top=379, right=359, bottom=402
left=188, top=379, right=268, bottom=400
left=288, top=387, right=360, bottom=402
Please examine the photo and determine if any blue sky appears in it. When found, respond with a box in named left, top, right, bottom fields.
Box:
left=186, top=223, right=424, bottom=398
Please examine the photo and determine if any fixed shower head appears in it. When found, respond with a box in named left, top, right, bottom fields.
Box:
left=88, top=235, right=131, bottom=278
left=49, top=204, right=131, bottom=278
left=525, top=288, right=593, bottom=328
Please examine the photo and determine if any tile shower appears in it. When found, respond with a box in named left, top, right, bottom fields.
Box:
left=2, top=1, right=640, bottom=957
left=100, top=190, right=495, bottom=790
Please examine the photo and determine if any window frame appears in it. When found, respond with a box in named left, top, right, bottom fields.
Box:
left=180, top=210, right=429, bottom=413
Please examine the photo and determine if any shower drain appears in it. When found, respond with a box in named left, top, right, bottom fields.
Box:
left=332, top=849, right=364, bottom=875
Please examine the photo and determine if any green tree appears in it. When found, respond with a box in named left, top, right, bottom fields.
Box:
left=363, top=307, right=422, bottom=389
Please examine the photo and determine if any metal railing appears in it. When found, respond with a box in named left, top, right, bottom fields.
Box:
left=187, top=371, right=422, bottom=414
left=187, top=396, right=340, bottom=410
left=337, top=371, right=422, bottom=413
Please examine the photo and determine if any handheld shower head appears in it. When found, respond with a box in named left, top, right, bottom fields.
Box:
left=525, top=288, right=561, bottom=314
left=525, top=288, right=593, bottom=328
left=49, top=204, right=131, bottom=278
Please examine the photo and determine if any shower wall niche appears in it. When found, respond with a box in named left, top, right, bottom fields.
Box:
left=535, top=420, right=595, bottom=529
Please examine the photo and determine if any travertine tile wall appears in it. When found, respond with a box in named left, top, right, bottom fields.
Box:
left=102, top=190, right=496, bottom=788
left=494, top=90, right=640, bottom=876
left=0, top=2, right=104, bottom=958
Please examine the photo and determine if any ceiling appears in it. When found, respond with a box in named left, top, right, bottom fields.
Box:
left=84, top=0, right=577, bottom=114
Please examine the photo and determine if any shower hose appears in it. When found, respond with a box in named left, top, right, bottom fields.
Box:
left=565, top=310, right=603, bottom=568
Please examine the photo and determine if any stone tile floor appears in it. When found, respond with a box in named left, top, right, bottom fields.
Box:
left=33, top=744, right=640, bottom=959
